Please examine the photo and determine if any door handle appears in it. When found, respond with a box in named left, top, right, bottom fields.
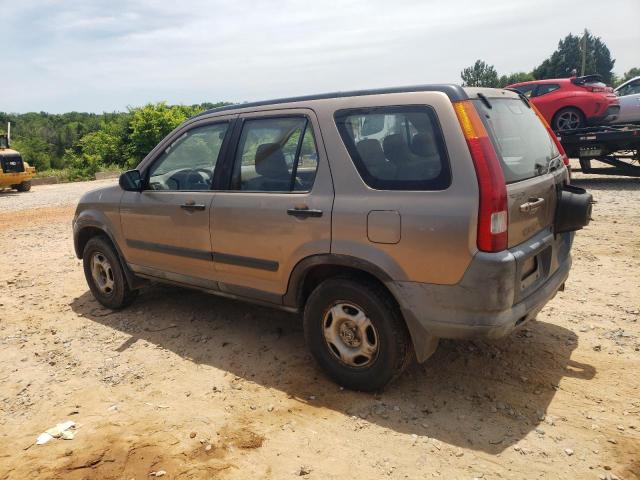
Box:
left=181, top=201, right=206, bottom=211
left=519, top=197, right=545, bottom=213
left=287, top=206, right=323, bottom=218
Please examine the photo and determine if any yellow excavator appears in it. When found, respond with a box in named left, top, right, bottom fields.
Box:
left=0, top=123, right=35, bottom=192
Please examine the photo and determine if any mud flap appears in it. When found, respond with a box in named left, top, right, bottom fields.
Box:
left=400, top=308, right=440, bottom=363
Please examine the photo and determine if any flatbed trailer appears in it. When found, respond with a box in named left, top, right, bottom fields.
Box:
left=557, top=124, right=640, bottom=177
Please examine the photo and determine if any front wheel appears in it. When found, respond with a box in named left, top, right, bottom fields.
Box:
left=552, top=107, right=585, bottom=131
left=82, top=236, right=137, bottom=309
left=303, top=278, right=413, bottom=391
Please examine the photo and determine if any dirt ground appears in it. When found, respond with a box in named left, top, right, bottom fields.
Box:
left=0, top=164, right=638, bottom=480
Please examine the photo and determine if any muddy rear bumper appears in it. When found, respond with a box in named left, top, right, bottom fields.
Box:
left=388, top=230, right=573, bottom=362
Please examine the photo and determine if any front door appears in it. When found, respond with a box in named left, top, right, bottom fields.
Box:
left=120, top=119, right=232, bottom=284
left=210, top=110, right=333, bottom=300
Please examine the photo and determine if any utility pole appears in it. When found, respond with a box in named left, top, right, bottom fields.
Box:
left=581, top=29, right=587, bottom=76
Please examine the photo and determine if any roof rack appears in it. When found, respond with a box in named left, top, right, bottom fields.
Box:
left=195, top=84, right=469, bottom=117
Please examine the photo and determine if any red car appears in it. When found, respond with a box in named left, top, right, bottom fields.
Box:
left=507, top=75, right=620, bottom=131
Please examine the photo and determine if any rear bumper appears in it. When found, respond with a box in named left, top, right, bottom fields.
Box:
left=587, top=105, right=620, bottom=126
left=389, top=229, right=573, bottom=361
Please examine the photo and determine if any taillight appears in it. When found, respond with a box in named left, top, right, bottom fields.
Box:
left=530, top=104, right=570, bottom=167
left=453, top=101, right=508, bottom=252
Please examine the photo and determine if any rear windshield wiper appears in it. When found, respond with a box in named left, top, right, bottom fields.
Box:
left=477, top=92, right=492, bottom=109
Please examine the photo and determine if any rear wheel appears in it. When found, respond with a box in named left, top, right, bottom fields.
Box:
left=83, top=236, right=137, bottom=309
left=552, top=107, right=585, bottom=131
left=16, top=181, right=31, bottom=192
left=303, top=278, right=412, bottom=391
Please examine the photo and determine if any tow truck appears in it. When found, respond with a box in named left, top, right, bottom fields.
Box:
left=0, top=123, right=36, bottom=192
left=557, top=124, right=640, bottom=177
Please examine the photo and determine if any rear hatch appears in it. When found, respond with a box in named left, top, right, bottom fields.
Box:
left=472, top=96, right=566, bottom=247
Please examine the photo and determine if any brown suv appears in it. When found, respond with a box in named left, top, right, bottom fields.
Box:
left=73, top=85, right=592, bottom=390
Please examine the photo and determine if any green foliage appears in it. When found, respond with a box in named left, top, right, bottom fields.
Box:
left=532, top=30, right=615, bottom=84
left=0, top=101, right=229, bottom=180
left=127, top=102, right=205, bottom=167
left=614, top=67, right=640, bottom=87
left=498, top=72, right=535, bottom=88
left=461, top=60, right=499, bottom=87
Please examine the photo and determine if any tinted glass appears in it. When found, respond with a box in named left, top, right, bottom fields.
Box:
left=232, top=117, right=319, bottom=192
left=148, top=122, right=228, bottom=190
left=535, top=84, right=560, bottom=96
left=513, top=84, right=537, bottom=97
left=618, top=80, right=640, bottom=96
left=474, top=99, right=560, bottom=184
left=334, top=106, right=450, bottom=190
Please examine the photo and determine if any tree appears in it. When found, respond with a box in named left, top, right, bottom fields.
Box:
left=615, top=67, right=640, bottom=87
left=126, top=102, right=204, bottom=166
left=533, top=30, right=615, bottom=84
left=461, top=60, right=499, bottom=87
left=498, top=72, right=535, bottom=88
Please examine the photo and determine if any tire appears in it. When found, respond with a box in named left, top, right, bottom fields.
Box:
left=16, top=181, right=31, bottom=192
left=82, top=236, right=137, bottom=309
left=303, top=278, right=413, bottom=391
left=552, top=107, right=585, bottom=131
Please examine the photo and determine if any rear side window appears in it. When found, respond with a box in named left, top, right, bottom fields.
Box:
left=534, top=84, right=560, bottom=96
left=513, top=84, right=537, bottom=98
left=334, top=106, right=450, bottom=190
left=474, top=99, right=559, bottom=184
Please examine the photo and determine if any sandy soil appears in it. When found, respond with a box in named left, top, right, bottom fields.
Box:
left=0, top=166, right=638, bottom=480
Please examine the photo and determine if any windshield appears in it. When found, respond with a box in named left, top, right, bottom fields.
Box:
left=473, top=98, right=559, bottom=184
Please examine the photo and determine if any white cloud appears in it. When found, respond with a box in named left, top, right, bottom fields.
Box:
left=3, top=0, right=639, bottom=112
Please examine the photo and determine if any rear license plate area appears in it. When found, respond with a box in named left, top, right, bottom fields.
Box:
left=520, top=255, right=540, bottom=290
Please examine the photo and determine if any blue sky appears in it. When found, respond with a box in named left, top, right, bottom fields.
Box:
left=3, top=0, right=639, bottom=113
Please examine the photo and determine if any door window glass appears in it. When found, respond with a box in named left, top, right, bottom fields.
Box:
left=232, top=117, right=319, bottom=192
left=618, top=80, right=640, bottom=96
left=148, top=122, right=229, bottom=191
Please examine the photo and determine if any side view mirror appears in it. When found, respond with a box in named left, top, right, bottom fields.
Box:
left=119, top=170, right=143, bottom=192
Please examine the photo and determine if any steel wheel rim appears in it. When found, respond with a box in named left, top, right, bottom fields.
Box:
left=91, top=252, right=115, bottom=296
left=556, top=111, right=581, bottom=131
left=322, top=302, right=379, bottom=368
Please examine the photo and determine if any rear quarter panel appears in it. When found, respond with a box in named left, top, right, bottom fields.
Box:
left=533, top=89, right=582, bottom=123
left=313, top=92, right=479, bottom=285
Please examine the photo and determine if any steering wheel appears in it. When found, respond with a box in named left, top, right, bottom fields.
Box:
left=184, top=168, right=213, bottom=189
left=193, top=168, right=213, bottom=182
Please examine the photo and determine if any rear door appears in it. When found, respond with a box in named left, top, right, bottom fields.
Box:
left=473, top=97, right=565, bottom=247
left=120, top=117, right=234, bottom=283
left=210, top=109, right=333, bottom=300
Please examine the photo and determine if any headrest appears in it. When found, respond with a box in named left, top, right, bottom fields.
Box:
left=356, top=139, right=386, bottom=166
left=411, top=132, right=438, bottom=157
left=382, top=134, right=411, bottom=164
left=255, top=143, right=288, bottom=178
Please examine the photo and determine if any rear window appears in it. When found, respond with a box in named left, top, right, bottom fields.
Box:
left=334, top=106, right=450, bottom=190
left=474, top=99, right=559, bottom=184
